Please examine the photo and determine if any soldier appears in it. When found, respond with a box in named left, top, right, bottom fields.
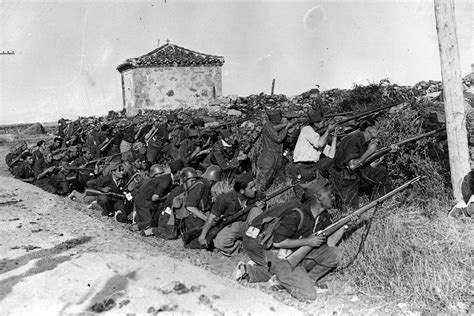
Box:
left=237, top=178, right=354, bottom=301
left=32, top=140, right=47, bottom=162
left=332, top=118, right=392, bottom=210
left=205, top=130, right=247, bottom=177
left=85, top=162, right=128, bottom=216
left=12, top=152, right=35, bottom=183
left=293, top=110, right=337, bottom=181
left=5, top=142, right=27, bottom=170
left=48, top=137, right=62, bottom=154
left=132, top=160, right=182, bottom=230
left=34, top=151, right=70, bottom=195
left=257, top=109, right=295, bottom=191
left=198, top=172, right=265, bottom=256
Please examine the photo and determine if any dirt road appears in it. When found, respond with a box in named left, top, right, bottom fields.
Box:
left=0, top=142, right=377, bottom=315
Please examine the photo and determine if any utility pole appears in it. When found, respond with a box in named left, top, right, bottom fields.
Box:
left=271, top=78, right=275, bottom=95
left=434, top=0, right=470, bottom=201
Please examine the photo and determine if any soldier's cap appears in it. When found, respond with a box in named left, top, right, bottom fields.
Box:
left=308, top=109, right=323, bottom=123
left=168, top=159, right=184, bottom=174
left=191, top=118, right=205, bottom=127
left=166, top=113, right=178, bottom=122
left=300, top=178, right=331, bottom=199
left=266, top=109, right=282, bottom=123
left=235, top=172, right=254, bottom=189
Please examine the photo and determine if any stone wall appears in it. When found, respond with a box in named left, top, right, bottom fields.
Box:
left=122, top=66, right=222, bottom=114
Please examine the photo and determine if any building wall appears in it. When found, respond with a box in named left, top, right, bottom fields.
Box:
left=123, top=66, right=222, bottom=113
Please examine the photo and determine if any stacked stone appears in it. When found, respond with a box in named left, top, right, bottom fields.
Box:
left=466, top=110, right=474, bottom=169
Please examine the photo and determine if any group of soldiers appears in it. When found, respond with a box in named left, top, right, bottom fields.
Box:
left=6, top=106, right=395, bottom=301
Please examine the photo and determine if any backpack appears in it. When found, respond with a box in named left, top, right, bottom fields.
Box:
left=172, top=179, right=206, bottom=220
left=245, top=201, right=306, bottom=250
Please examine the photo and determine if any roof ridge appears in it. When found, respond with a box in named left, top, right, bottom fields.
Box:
left=117, top=42, right=224, bottom=72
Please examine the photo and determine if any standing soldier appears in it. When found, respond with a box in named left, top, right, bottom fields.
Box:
left=293, top=110, right=337, bottom=181
left=257, top=109, right=294, bottom=191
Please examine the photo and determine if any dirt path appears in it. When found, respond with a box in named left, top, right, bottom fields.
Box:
left=0, top=144, right=384, bottom=315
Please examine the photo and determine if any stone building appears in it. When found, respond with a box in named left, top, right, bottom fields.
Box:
left=117, top=42, right=224, bottom=114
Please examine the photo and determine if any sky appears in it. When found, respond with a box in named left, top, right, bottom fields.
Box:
left=0, top=0, right=472, bottom=124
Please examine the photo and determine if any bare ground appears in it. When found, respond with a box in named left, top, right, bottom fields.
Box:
left=0, top=141, right=401, bottom=315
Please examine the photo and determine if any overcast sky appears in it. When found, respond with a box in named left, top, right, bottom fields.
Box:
left=0, top=0, right=472, bottom=124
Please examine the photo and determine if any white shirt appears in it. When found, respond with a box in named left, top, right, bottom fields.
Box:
left=293, top=126, right=335, bottom=162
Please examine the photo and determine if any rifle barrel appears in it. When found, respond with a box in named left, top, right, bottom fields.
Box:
left=286, top=176, right=421, bottom=268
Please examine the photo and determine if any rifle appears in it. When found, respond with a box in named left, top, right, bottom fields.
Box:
left=316, top=102, right=402, bottom=135
left=64, top=167, right=95, bottom=173
left=206, top=116, right=256, bottom=130
left=286, top=176, right=421, bottom=268
left=87, top=152, right=123, bottom=165
left=243, top=129, right=264, bottom=155
left=351, top=127, right=446, bottom=170
left=324, top=111, right=354, bottom=118
left=182, top=181, right=299, bottom=248
left=84, top=188, right=126, bottom=200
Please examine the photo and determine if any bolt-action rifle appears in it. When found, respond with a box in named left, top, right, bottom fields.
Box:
left=316, top=102, right=403, bottom=135
left=182, top=181, right=299, bottom=249
left=349, top=127, right=446, bottom=171
left=285, top=176, right=421, bottom=268
left=84, top=188, right=126, bottom=200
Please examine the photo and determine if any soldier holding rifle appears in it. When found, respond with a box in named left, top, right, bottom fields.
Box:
left=293, top=109, right=337, bottom=181
left=198, top=172, right=265, bottom=256
left=332, top=118, right=393, bottom=209
left=237, top=178, right=357, bottom=301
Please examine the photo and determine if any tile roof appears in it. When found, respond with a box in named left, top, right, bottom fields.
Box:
left=117, top=43, right=224, bottom=72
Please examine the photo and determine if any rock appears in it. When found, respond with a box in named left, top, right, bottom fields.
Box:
left=226, top=109, right=242, bottom=117
left=350, top=296, right=359, bottom=302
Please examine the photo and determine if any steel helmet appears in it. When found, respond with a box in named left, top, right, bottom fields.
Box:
left=202, top=165, right=222, bottom=182
left=149, top=164, right=165, bottom=177
left=180, top=167, right=199, bottom=182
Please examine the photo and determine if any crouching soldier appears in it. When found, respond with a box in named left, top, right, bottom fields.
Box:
left=236, top=178, right=355, bottom=301
left=34, top=151, right=70, bottom=195
left=12, top=152, right=35, bottom=183
left=132, top=160, right=182, bottom=231
left=85, top=163, right=128, bottom=216
left=198, top=172, right=265, bottom=256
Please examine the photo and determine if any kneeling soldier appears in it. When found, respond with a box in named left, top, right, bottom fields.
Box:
left=238, top=178, right=354, bottom=301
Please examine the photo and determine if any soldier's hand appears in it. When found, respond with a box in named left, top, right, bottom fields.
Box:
left=368, top=142, right=378, bottom=153
left=349, top=214, right=359, bottom=222
left=255, top=200, right=265, bottom=209
left=306, top=235, right=326, bottom=247
left=198, top=235, right=207, bottom=246
left=390, top=144, right=399, bottom=152
left=370, top=156, right=384, bottom=168
left=327, top=124, right=337, bottom=132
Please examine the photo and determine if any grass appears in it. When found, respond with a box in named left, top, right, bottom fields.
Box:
left=338, top=199, right=473, bottom=313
